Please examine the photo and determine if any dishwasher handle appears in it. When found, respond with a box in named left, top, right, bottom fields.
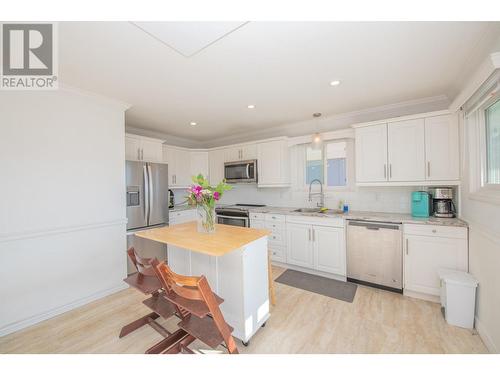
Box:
left=348, top=220, right=400, bottom=231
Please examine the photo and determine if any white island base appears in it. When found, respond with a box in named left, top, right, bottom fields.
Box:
left=167, top=236, right=270, bottom=344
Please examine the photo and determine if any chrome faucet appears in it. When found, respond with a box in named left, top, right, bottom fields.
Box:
left=308, top=179, right=324, bottom=208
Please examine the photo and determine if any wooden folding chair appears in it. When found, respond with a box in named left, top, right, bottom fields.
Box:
left=119, top=247, right=178, bottom=352
left=152, top=260, right=239, bottom=354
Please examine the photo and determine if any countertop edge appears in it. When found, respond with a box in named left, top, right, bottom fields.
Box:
left=241, top=206, right=468, bottom=228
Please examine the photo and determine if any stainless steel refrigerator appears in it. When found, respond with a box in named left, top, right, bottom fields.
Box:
left=126, top=161, right=169, bottom=274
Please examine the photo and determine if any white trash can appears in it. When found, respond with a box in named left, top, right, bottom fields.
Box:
left=438, top=268, right=478, bottom=329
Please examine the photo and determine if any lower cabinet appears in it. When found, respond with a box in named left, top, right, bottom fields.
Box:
left=286, top=223, right=313, bottom=268
left=313, top=225, right=345, bottom=275
left=250, top=217, right=286, bottom=263
left=403, top=224, right=468, bottom=297
left=286, top=221, right=346, bottom=277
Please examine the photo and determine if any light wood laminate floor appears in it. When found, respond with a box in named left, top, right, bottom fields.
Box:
left=0, top=266, right=487, bottom=354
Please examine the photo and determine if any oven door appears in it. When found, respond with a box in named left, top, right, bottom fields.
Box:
left=224, top=160, right=257, bottom=183
left=217, top=215, right=249, bottom=227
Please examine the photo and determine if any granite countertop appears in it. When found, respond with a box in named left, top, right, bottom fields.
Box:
left=242, top=206, right=468, bottom=227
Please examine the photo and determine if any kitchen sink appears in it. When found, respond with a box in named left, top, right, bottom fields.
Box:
left=293, top=208, right=344, bottom=214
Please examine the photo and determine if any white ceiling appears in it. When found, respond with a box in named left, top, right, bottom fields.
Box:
left=59, top=22, right=500, bottom=142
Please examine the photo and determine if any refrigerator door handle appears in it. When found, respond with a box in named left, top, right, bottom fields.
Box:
left=143, top=165, right=149, bottom=224
left=148, top=164, right=154, bottom=221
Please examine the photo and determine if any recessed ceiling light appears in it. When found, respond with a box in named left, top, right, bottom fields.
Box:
left=190, top=122, right=197, bottom=126
left=247, top=104, right=255, bottom=109
left=330, top=80, right=341, bottom=86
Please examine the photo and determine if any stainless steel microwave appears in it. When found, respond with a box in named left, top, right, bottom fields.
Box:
left=224, top=159, right=257, bottom=183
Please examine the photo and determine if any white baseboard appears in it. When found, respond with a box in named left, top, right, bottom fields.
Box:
left=403, top=289, right=440, bottom=303
left=475, top=316, right=498, bottom=353
left=0, top=283, right=128, bottom=338
left=271, top=261, right=347, bottom=282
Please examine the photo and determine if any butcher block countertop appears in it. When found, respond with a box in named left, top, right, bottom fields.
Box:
left=134, top=221, right=270, bottom=257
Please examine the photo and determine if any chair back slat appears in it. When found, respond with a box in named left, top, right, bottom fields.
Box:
left=153, top=260, right=238, bottom=354
left=127, top=247, right=154, bottom=275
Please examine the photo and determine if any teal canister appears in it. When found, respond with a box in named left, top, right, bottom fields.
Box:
left=411, top=191, right=431, bottom=217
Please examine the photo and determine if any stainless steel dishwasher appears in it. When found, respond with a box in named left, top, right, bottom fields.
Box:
left=347, top=220, right=403, bottom=292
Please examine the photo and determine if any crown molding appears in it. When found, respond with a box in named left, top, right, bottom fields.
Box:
left=202, top=94, right=449, bottom=148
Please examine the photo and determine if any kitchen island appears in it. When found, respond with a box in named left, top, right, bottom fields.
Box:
left=135, top=221, right=271, bottom=344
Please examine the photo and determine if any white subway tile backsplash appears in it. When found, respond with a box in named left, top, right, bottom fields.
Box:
left=213, top=185, right=415, bottom=213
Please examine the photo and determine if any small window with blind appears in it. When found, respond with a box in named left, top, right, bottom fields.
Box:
left=464, top=70, right=500, bottom=204
left=305, top=141, right=348, bottom=188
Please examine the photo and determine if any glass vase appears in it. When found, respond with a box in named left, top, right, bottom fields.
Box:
left=196, top=204, right=216, bottom=234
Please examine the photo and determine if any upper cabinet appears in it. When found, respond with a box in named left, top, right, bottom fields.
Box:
left=355, top=124, right=388, bottom=182
left=209, top=149, right=225, bottom=186
left=257, top=139, right=290, bottom=187
left=224, top=144, right=257, bottom=162
left=125, top=134, right=164, bottom=163
left=387, top=119, right=425, bottom=182
left=190, top=151, right=209, bottom=179
left=163, top=147, right=209, bottom=188
left=353, top=112, right=459, bottom=185
left=424, top=115, right=459, bottom=181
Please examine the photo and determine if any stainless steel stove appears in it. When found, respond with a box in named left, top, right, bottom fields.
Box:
left=215, top=204, right=266, bottom=227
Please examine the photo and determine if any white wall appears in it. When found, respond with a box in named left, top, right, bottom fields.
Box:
left=455, top=43, right=500, bottom=353
left=0, top=88, right=128, bottom=336
left=459, top=112, right=500, bottom=353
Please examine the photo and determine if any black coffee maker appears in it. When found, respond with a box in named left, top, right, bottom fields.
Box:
left=168, top=189, right=175, bottom=209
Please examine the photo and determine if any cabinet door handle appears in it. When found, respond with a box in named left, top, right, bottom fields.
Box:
left=308, top=228, right=311, bottom=241
left=389, top=164, right=392, bottom=179
left=312, top=228, right=315, bottom=242
left=406, top=238, right=409, bottom=255
left=137, top=148, right=141, bottom=160
left=427, top=161, right=431, bottom=177
left=384, top=164, right=387, bottom=179
left=141, top=149, right=144, bottom=160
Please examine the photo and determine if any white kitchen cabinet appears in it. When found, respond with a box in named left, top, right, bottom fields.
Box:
left=224, top=147, right=241, bottom=162
left=241, top=144, right=257, bottom=160
left=286, top=223, right=313, bottom=268
left=387, top=119, right=425, bottom=182
left=286, top=218, right=346, bottom=277
left=257, top=139, right=290, bottom=187
left=169, top=208, right=196, bottom=225
left=355, top=124, right=388, bottom=182
left=125, top=134, right=163, bottom=163
left=190, top=151, right=209, bottom=179
left=125, top=136, right=141, bottom=161
left=209, top=149, right=226, bottom=186
left=250, top=216, right=286, bottom=263
left=353, top=110, right=461, bottom=185
left=163, top=146, right=192, bottom=187
left=313, top=225, right=345, bottom=275
left=424, top=115, right=460, bottom=181
left=225, top=144, right=257, bottom=162
left=404, top=224, right=468, bottom=298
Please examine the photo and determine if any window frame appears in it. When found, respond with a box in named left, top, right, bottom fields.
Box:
left=304, top=139, right=354, bottom=192
left=466, top=88, right=500, bottom=205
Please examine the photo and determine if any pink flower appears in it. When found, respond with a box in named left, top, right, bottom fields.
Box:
left=213, top=191, right=220, bottom=201
left=189, top=185, right=203, bottom=198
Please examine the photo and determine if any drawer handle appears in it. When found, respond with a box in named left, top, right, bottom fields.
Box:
left=432, top=229, right=437, bottom=233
